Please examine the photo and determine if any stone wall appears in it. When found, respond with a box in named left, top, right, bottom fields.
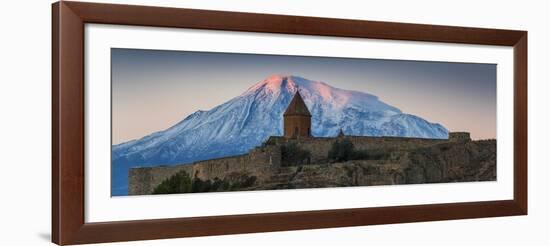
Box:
left=449, top=132, right=471, bottom=142
left=129, top=164, right=194, bottom=195
left=249, top=145, right=281, bottom=166
left=255, top=139, right=496, bottom=190
left=264, top=135, right=446, bottom=163
left=129, top=134, right=461, bottom=195
left=129, top=150, right=280, bottom=195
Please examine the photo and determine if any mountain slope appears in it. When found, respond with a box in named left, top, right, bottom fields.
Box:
left=112, top=75, right=448, bottom=195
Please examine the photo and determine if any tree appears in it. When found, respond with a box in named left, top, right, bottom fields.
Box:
left=328, top=139, right=355, bottom=162
left=152, top=170, right=193, bottom=194
left=192, top=178, right=212, bottom=193
left=280, top=142, right=311, bottom=166
left=152, top=171, right=258, bottom=194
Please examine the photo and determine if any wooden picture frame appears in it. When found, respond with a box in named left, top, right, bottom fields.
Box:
left=52, top=1, right=527, bottom=245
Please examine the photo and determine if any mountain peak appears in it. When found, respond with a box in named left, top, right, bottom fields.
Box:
left=244, top=74, right=303, bottom=94
left=263, top=74, right=304, bottom=82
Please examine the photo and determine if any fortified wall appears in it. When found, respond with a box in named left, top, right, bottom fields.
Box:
left=129, top=145, right=281, bottom=195
left=129, top=133, right=470, bottom=195
left=264, top=135, right=450, bottom=164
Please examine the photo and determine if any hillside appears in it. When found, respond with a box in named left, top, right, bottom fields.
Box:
left=129, top=138, right=495, bottom=195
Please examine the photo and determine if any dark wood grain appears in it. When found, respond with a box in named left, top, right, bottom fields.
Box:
left=51, top=3, right=59, bottom=243
left=513, top=34, right=528, bottom=213
left=69, top=200, right=523, bottom=244
left=64, top=1, right=525, bottom=46
left=52, top=2, right=85, bottom=244
left=52, top=1, right=528, bottom=245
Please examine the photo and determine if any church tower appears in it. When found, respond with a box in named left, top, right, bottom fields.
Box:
left=283, top=90, right=312, bottom=138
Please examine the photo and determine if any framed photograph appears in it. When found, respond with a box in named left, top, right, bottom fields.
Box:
left=52, top=1, right=527, bottom=245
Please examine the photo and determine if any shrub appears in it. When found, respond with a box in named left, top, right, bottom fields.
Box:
left=210, top=177, right=226, bottom=191
left=350, top=149, right=368, bottom=160
left=241, top=175, right=257, bottom=187
left=329, top=139, right=393, bottom=162
left=152, top=170, right=193, bottom=194
left=328, top=139, right=355, bottom=162
left=280, top=142, right=311, bottom=166
left=152, top=171, right=258, bottom=194
left=192, top=178, right=212, bottom=193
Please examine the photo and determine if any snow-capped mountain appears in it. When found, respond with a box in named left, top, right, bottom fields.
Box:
left=112, top=75, right=448, bottom=195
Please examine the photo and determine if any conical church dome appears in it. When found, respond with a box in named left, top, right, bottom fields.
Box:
left=283, top=90, right=311, bottom=117
left=283, top=90, right=312, bottom=138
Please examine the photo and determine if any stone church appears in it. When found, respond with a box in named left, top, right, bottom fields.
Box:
left=283, top=91, right=312, bottom=138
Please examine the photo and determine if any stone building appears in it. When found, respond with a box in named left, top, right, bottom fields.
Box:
left=283, top=90, right=312, bottom=138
